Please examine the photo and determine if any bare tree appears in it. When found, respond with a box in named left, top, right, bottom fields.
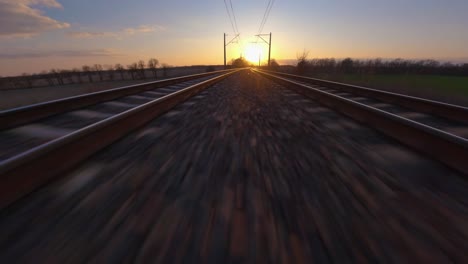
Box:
left=296, top=50, right=309, bottom=74
left=137, top=60, right=146, bottom=79
left=106, top=65, right=115, bottom=81
left=115, top=63, right=125, bottom=80
left=41, top=70, right=55, bottom=86
left=93, top=64, right=104, bottom=81
left=60, top=69, right=74, bottom=84
left=148, top=58, right=159, bottom=78
left=127, top=63, right=138, bottom=80
left=161, top=63, right=170, bottom=77
left=50, top=69, right=64, bottom=85
left=231, top=57, right=250, bottom=68
left=72, top=68, right=82, bottom=83
left=340, top=58, right=354, bottom=74
left=269, top=59, right=280, bottom=71
left=82, top=65, right=93, bottom=82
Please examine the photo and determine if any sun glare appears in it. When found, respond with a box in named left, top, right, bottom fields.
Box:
left=243, top=44, right=263, bottom=64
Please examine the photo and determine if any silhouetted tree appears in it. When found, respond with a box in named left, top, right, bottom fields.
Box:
left=161, top=63, right=169, bottom=77
left=231, top=57, right=250, bottom=68
left=296, top=50, right=309, bottom=74
left=148, top=58, right=159, bottom=78
left=60, top=69, right=74, bottom=84
left=127, top=63, right=138, bottom=80
left=93, top=64, right=104, bottom=81
left=106, top=65, right=115, bottom=81
left=340, top=58, right=354, bottom=74
left=82, top=65, right=93, bottom=82
left=115, top=64, right=125, bottom=80
left=41, top=70, right=54, bottom=86
left=72, top=68, right=82, bottom=83
left=269, top=59, right=280, bottom=71
left=137, top=60, right=146, bottom=79
left=50, top=69, right=64, bottom=85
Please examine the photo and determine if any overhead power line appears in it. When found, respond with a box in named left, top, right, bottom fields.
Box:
left=224, top=0, right=237, bottom=35
left=258, top=0, right=271, bottom=34
left=229, top=0, right=240, bottom=35
left=258, top=0, right=275, bottom=34
left=224, top=0, right=241, bottom=51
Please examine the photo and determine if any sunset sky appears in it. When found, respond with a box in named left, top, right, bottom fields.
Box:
left=1, top=0, right=468, bottom=76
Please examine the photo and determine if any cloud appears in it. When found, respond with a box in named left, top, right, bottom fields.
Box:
left=123, top=24, right=165, bottom=35
left=68, top=24, right=165, bottom=39
left=0, top=0, right=70, bottom=38
left=27, top=0, right=63, bottom=8
left=67, top=31, right=119, bottom=39
left=0, top=49, right=121, bottom=59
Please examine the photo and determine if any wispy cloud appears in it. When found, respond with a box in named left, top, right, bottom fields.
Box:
left=67, top=24, right=165, bottom=39
left=0, top=48, right=121, bottom=59
left=0, top=0, right=70, bottom=38
left=123, top=24, right=165, bottom=35
left=27, top=0, right=63, bottom=8
left=66, top=31, right=119, bottom=39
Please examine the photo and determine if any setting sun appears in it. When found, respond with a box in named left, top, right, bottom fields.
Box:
left=243, top=44, right=263, bottom=64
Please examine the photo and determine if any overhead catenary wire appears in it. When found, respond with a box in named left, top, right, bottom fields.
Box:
left=257, top=0, right=271, bottom=34
left=229, top=0, right=243, bottom=53
left=258, top=0, right=275, bottom=34
left=224, top=0, right=237, bottom=36
left=224, top=0, right=242, bottom=54
left=229, top=0, right=240, bottom=36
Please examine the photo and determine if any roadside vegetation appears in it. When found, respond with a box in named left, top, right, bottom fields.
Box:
left=287, top=52, right=468, bottom=105
left=0, top=58, right=220, bottom=90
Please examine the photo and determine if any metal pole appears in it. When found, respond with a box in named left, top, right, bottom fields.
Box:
left=268, top=32, right=272, bottom=67
left=224, top=33, right=227, bottom=69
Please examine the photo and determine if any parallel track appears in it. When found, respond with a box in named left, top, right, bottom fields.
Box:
left=254, top=69, right=468, bottom=175
left=0, top=70, right=466, bottom=262
left=0, top=69, right=234, bottom=130
left=0, top=69, right=240, bottom=209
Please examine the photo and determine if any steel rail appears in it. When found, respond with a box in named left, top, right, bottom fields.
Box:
left=253, top=69, right=468, bottom=176
left=257, top=69, right=468, bottom=124
left=0, top=70, right=241, bottom=209
left=0, top=69, right=235, bottom=130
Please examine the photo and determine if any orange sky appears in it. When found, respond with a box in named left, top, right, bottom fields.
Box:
left=1, top=0, right=467, bottom=76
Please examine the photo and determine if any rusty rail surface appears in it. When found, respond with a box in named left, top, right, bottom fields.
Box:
left=254, top=69, right=468, bottom=176
left=258, top=69, right=468, bottom=124
left=0, top=70, right=240, bottom=209
left=0, top=69, right=235, bottom=130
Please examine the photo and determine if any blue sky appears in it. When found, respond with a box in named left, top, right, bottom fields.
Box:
left=0, top=0, right=467, bottom=76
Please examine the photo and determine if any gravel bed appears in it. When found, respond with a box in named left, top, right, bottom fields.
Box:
left=0, top=71, right=467, bottom=263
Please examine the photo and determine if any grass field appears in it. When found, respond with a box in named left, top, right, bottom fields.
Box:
left=306, top=73, right=468, bottom=106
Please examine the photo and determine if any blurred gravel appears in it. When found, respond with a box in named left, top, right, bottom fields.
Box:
left=0, top=70, right=467, bottom=263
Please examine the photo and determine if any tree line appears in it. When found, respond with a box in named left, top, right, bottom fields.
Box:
left=230, top=57, right=280, bottom=68
left=296, top=53, right=468, bottom=76
left=0, top=58, right=174, bottom=89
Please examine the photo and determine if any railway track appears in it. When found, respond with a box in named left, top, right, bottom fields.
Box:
left=0, top=69, right=239, bottom=209
left=0, top=69, right=467, bottom=262
left=254, top=69, right=468, bottom=175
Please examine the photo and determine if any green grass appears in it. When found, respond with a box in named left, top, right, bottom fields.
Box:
left=308, top=73, right=468, bottom=100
